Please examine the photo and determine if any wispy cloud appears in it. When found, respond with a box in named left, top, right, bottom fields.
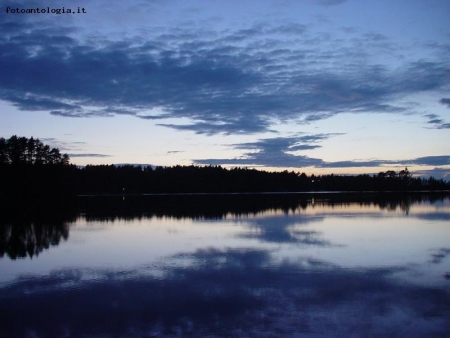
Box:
left=314, top=0, right=349, bottom=6
left=195, top=134, right=338, bottom=167
left=195, top=134, right=450, bottom=169
left=67, top=153, right=111, bottom=158
left=424, top=114, right=450, bottom=129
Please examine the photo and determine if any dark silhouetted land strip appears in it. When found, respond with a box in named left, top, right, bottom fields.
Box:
left=1, top=136, right=449, bottom=199
left=74, top=164, right=449, bottom=195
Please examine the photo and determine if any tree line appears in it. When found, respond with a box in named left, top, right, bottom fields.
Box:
left=75, top=164, right=448, bottom=194
left=0, top=135, right=449, bottom=198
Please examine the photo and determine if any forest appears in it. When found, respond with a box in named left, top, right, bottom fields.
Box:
left=1, top=135, right=449, bottom=198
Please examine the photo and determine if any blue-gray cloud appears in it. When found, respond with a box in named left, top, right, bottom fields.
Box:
left=440, top=98, right=450, bottom=108
left=424, top=113, right=450, bottom=129
left=194, top=134, right=450, bottom=169
left=195, top=134, right=338, bottom=167
left=1, top=8, right=449, bottom=136
left=409, top=156, right=450, bottom=166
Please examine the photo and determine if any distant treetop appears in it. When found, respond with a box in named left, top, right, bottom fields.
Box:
left=0, top=135, right=70, bottom=166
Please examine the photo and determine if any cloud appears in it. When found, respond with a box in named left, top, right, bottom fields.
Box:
left=1, top=11, right=449, bottom=136
left=67, top=153, right=111, bottom=158
left=319, top=155, right=450, bottom=168
left=195, top=134, right=450, bottom=169
left=158, top=118, right=271, bottom=136
left=314, top=0, right=348, bottom=6
left=319, top=160, right=386, bottom=168
left=414, top=168, right=450, bottom=181
left=25, top=137, right=89, bottom=153
left=425, top=114, right=444, bottom=125
left=410, top=156, right=450, bottom=166
left=424, top=114, right=450, bottom=129
left=195, top=134, right=338, bottom=167
left=316, top=156, right=450, bottom=168
left=6, top=94, right=82, bottom=112
left=440, top=98, right=450, bottom=108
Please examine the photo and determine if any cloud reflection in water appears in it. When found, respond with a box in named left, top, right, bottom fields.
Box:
left=1, top=247, right=449, bottom=337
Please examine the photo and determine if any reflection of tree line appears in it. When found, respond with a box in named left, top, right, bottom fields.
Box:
left=323, top=192, right=448, bottom=215
left=79, top=193, right=448, bottom=220
left=0, top=221, right=69, bottom=260
left=0, top=202, right=76, bottom=260
left=78, top=194, right=309, bottom=222
left=1, top=193, right=448, bottom=259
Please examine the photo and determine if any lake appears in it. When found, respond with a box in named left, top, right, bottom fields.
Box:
left=1, top=193, right=449, bottom=337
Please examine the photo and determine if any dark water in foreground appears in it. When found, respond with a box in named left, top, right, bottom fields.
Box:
left=1, top=193, right=450, bottom=337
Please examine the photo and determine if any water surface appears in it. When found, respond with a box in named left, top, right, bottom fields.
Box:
left=1, top=193, right=449, bottom=337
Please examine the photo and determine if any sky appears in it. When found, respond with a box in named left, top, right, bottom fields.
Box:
left=1, top=0, right=449, bottom=178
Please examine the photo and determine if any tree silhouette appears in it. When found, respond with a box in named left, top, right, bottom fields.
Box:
left=0, top=135, right=69, bottom=166
left=398, top=167, right=412, bottom=182
left=0, top=136, right=75, bottom=199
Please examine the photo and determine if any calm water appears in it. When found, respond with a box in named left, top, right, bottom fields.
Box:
left=1, top=193, right=450, bottom=337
